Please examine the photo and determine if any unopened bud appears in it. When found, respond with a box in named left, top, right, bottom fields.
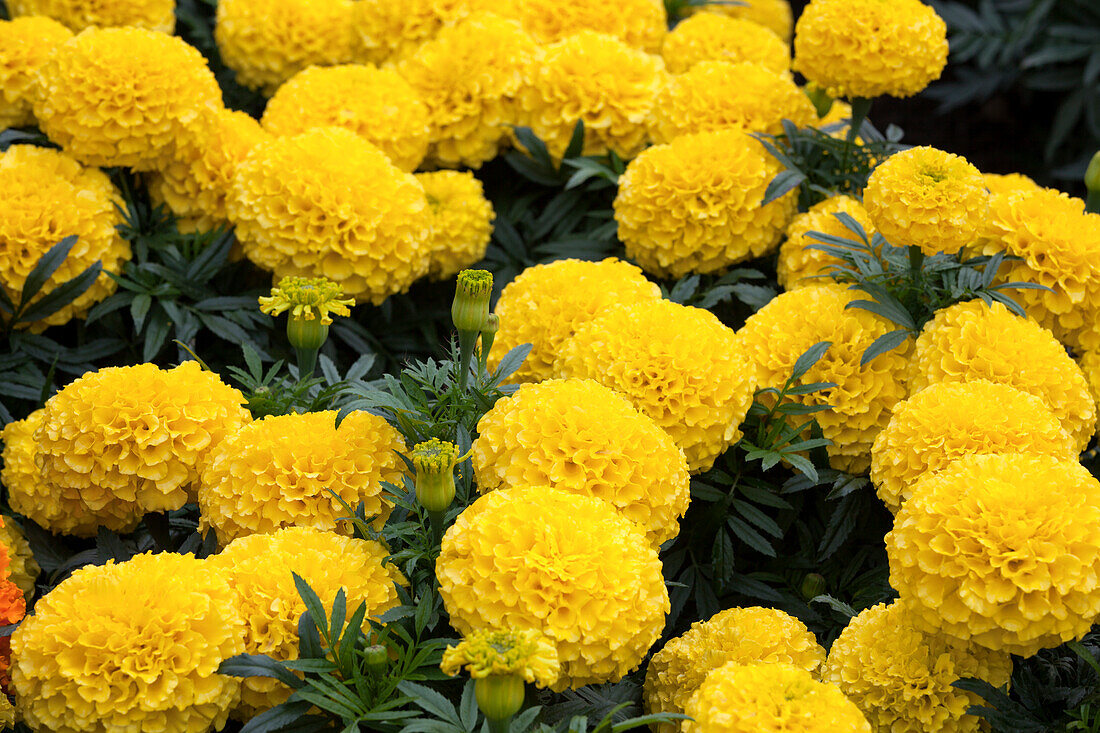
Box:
left=452, top=270, right=493, bottom=334
left=411, top=439, right=459, bottom=513
left=475, top=675, right=525, bottom=722
left=801, top=573, right=826, bottom=601
left=286, top=316, right=328, bottom=352
left=363, top=645, right=389, bottom=677
left=1086, top=151, right=1100, bottom=214
left=480, top=313, right=499, bottom=359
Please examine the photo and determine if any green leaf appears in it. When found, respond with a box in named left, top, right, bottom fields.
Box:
left=860, top=329, right=911, bottom=366
left=17, top=261, right=103, bottom=324
left=20, top=235, right=79, bottom=307
left=218, top=654, right=305, bottom=689
left=810, top=594, right=857, bottom=618
left=791, top=341, right=831, bottom=380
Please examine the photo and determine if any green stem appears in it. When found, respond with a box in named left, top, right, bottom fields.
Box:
left=841, top=97, right=873, bottom=179
left=908, top=245, right=925, bottom=277
left=427, top=509, right=446, bottom=546
left=457, top=330, right=478, bottom=391
left=1087, top=188, right=1100, bottom=215
left=295, top=346, right=318, bottom=379
left=487, top=717, right=512, bottom=733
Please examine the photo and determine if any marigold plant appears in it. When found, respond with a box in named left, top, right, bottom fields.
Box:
left=351, top=0, right=486, bottom=65
left=0, top=517, right=39, bottom=601
left=686, top=0, right=793, bottom=41
left=441, top=628, right=560, bottom=688
left=503, top=0, right=667, bottom=51
left=777, top=195, right=875, bottom=290
left=0, top=17, right=72, bottom=130
left=661, top=13, right=790, bottom=75
left=8, top=0, right=175, bottom=32
left=418, top=170, right=495, bottom=280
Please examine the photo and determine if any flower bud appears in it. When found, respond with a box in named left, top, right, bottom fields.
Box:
left=411, top=438, right=459, bottom=513
left=363, top=644, right=389, bottom=677
left=286, top=316, right=329, bottom=352
left=475, top=675, right=525, bottom=722
left=481, top=313, right=499, bottom=360
left=452, top=269, right=493, bottom=334
left=1086, top=150, right=1100, bottom=214
left=801, top=573, right=826, bottom=601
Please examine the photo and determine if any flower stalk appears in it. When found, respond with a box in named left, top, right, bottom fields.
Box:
left=452, top=270, right=493, bottom=391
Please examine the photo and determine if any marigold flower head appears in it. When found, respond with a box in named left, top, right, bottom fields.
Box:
left=437, top=486, right=669, bottom=690
left=823, top=601, right=1012, bottom=733
left=11, top=0, right=175, bottom=32
left=777, top=195, right=875, bottom=290
left=210, top=527, right=404, bottom=715
left=557, top=299, right=755, bottom=472
left=615, top=129, right=796, bottom=278
left=662, top=13, right=789, bottom=74
left=229, top=126, right=431, bottom=305
left=0, top=517, right=40, bottom=601
left=473, top=378, right=690, bottom=545
left=419, top=170, right=495, bottom=279
left=645, top=607, right=826, bottom=733
left=686, top=0, right=793, bottom=41
left=685, top=662, right=871, bottom=732
left=411, top=437, right=460, bottom=512
left=351, top=0, right=489, bottom=65
left=0, top=17, right=72, bottom=130
left=11, top=552, right=246, bottom=732
left=793, top=0, right=948, bottom=99
left=441, top=628, right=560, bottom=688
left=0, top=576, right=24, bottom=628
left=489, top=258, right=661, bottom=384
left=887, top=453, right=1100, bottom=656
left=505, top=0, right=667, bottom=51
left=258, top=276, right=353, bottom=324
left=35, top=27, right=221, bottom=170
left=983, top=172, right=1041, bottom=197
left=0, top=145, right=129, bottom=331
left=198, top=410, right=404, bottom=546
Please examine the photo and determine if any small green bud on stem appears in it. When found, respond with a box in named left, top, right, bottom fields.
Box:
left=801, top=573, right=826, bottom=601
left=476, top=675, right=525, bottom=732
left=453, top=270, right=493, bottom=391
left=1086, top=150, right=1100, bottom=214
left=411, top=439, right=460, bottom=545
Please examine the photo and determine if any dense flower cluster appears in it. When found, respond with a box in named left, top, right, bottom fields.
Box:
left=687, top=0, right=793, bottom=41
left=983, top=172, right=1041, bottom=196
left=777, top=195, right=875, bottom=290
left=0, top=518, right=38, bottom=601
left=0, top=17, right=72, bottom=130
left=9, top=0, right=176, bottom=32
left=441, top=628, right=560, bottom=687
left=504, top=0, right=667, bottom=51
left=418, top=170, right=495, bottom=279
left=350, top=0, right=483, bottom=65
left=661, top=13, right=790, bottom=74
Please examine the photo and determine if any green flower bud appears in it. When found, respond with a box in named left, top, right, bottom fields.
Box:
left=481, top=313, right=499, bottom=360
left=452, top=269, right=493, bottom=334
left=286, top=315, right=329, bottom=352
left=363, top=644, right=389, bottom=677
left=804, top=83, right=834, bottom=120
left=411, top=438, right=459, bottom=513
left=475, top=675, right=525, bottom=722
left=1086, top=151, right=1100, bottom=214
left=801, top=573, right=826, bottom=601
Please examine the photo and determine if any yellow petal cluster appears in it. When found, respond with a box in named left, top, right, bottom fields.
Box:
left=887, top=453, right=1100, bottom=657
left=473, top=378, right=690, bottom=545
left=792, top=0, right=948, bottom=99
left=198, top=410, right=405, bottom=546
left=0, top=17, right=72, bottom=130
left=10, top=0, right=175, bottom=32
left=418, top=170, right=495, bottom=279
left=258, top=276, right=353, bottom=324
left=11, top=552, right=246, bottom=733
left=864, top=147, right=989, bottom=255
left=557, top=298, right=754, bottom=472
left=437, top=485, right=669, bottom=690
left=397, top=13, right=538, bottom=168
left=504, top=0, right=667, bottom=52
left=0, top=145, right=129, bottom=330
left=209, top=527, right=404, bottom=715
left=648, top=60, right=816, bottom=145
left=823, top=601, right=1012, bottom=733
left=908, top=299, right=1096, bottom=450
left=0, top=517, right=40, bottom=601
left=686, top=0, right=793, bottom=41
left=983, top=172, right=1041, bottom=196
left=685, top=662, right=871, bottom=733
left=739, top=284, right=910, bottom=473
left=228, top=126, right=431, bottom=305
left=615, top=129, right=796, bottom=278
left=645, top=607, right=826, bottom=733
left=441, top=628, right=560, bottom=688
left=661, top=13, right=790, bottom=75
left=34, top=27, right=221, bottom=171
left=488, top=258, right=661, bottom=383
left=777, top=195, right=875, bottom=290
left=351, top=0, right=488, bottom=66
left=14, top=362, right=249, bottom=537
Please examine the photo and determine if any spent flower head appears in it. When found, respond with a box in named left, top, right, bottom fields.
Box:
left=258, top=276, right=354, bottom=325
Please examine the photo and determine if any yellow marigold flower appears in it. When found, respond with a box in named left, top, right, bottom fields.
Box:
left=228, top=126, right=432, bottom=305
left=437, top=485, right=669, bottom=690
left=34, top=27, right=221, bottom=171
left=441, top=628, right=560, bottom=687
left=258, top=276, right=353, bottom=325
left=504, top=0, right=667, bottom=52
left=419, top=170, right=495, bottom=280
left=351, top=0, right=489, bottom=66
left=473, top=378, right=690, bottom=545
left=557, top=298, right=754, bottom=472
left=823, top=601, right=1012, bottom=733
left=615, top=129, right=796, bottom=278
left=11, top=552, right=246, bottom=732
left=777, top=195, right=875, bottom=290
left=261, top=65, right=429, bottom=173
left=792, top=0, right=947, bottom=100
left=398, top=13, right=539, bottom=168
left=648, top=60, right=816, bottom=145
left=10, top=0, right=175, bottom=32
left=16, top=362, right=250, bottom=537
left=210, top=527, right=404, bottom=715
left=198, top=410, right=404, bottom=546
left=645, top=607, right=826, bottom=733
left=687, top=0, right=793, bottom=41
left=1080, top=348, right=1100, bottom=435
left=0, top=145, right=129, bottom=331
left=0, top=517, right=39, bottom=601
left=215, top=0, right=354, bottom=94
left=738, top=284, right=910, bottom=473
left=863, top=147, right=989, bottom=255
left=685, top=662, right=871, bottom=733
left=887, top=453, right=1100, bottom=657
left=0, top=17, right=72, bottom=130
left=488, top=258, right=661, bottom=383
left=983, top=172, right=1041, bottom=196
left=661, top=13, right=789, bottom=75
left=0, top=410, right=54, bottom=587
left=516, top=30, right=666, bottom=159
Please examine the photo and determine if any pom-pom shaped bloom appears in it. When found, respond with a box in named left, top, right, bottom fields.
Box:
left=909, top=299, right=1096, bottom=449
left=419, top=170, right=495, bottom=279
left=437, top=486, right=669, bottom=690
left=685, top=662, right=871, bottom=732
left=648, top=60, right=815, bottom=145
left=738, top=284, right=910, bottom=473
left=887, top=453, right=1100, bottom=656
left=0, top=517, right=39, bottom=601
left=662, top=13, right=789, bottom=74
left=210, top=527, right=403, bottom=715
left=261, top=65, right=429, bottom=172
left=983, top=172, right=1041, bottom=196
left=229, top=127, right=431, bottom=304
left=351, top=0, right=487, bottom=65
left=0, top=17, right=72, bottom=130
left=198, top=410, right=405, bottom=546
left=792, top=0, right=948, bottom=99
left=215, top=0, right=355, bottom=94
left=871, top=380, right=1076, bottom=514
left=489, top=258, right=661, bottom=383
left=0, top=145, right=129, bottom=330
left=11, top=552, right=246, bottom=733
left=473, top=378, right=690, bottom=545
left=10, top=0, right=175, bottom=32
left=615, top=129, right=796, bottom=278
left=823, top=601, right=1012, bottom=733
left=557, top=299, right=754, bottom=472
left=687, top=0, right=793, bottom=41
left=398, top=13, right=538, bottom=168
left=864, top=147, right=989, bottom=255
left=505, top=0, right=667, bottom=51
left=258, top=276, right=353, bottom=324
left=645, top=607, right=826, bottom=733
left=35, top=27, right=221, bottom=170
left=441, top=628, right=560, bottom=687
left=777, top=195, right=875, bottom=290
left=18, top=362, right=250, bottom=537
